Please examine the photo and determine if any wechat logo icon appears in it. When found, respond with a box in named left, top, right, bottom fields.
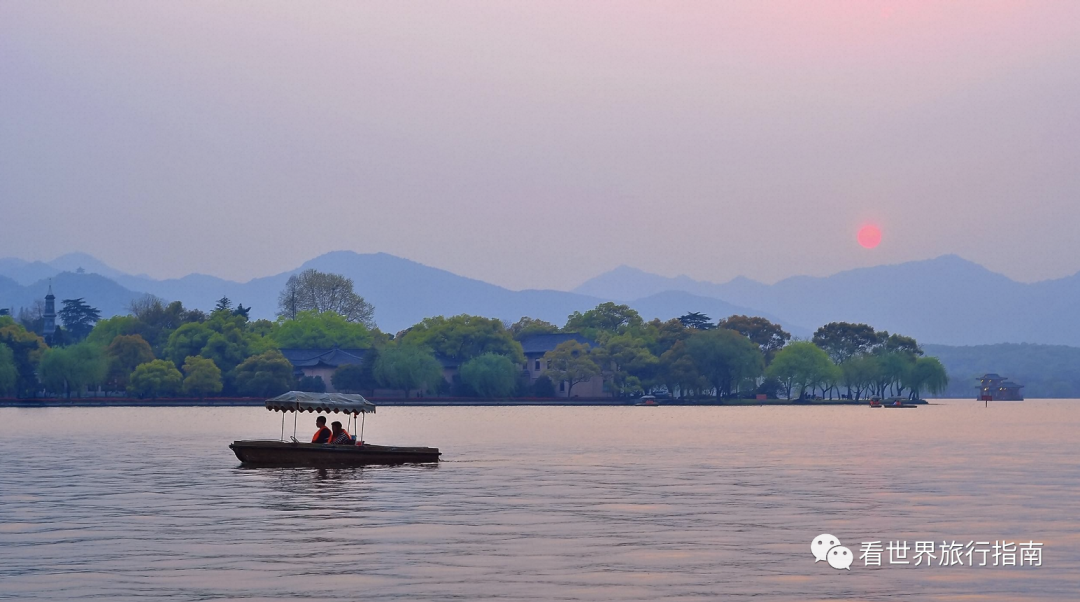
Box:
left=812, top=534, right=853, bottom=570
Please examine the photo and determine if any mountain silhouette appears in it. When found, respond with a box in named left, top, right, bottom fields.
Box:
left=3, top=251, right=1079, bottom=345
left=575, top=255, right=1080, bottom=345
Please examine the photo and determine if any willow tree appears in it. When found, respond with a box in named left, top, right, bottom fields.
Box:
left=905, top=357, right=949, bottom=401
left=459, top=353, right=519, bottom=398
left=374, top=345, right=444, bottom=397
left=767, top=342, right=836, bottom=400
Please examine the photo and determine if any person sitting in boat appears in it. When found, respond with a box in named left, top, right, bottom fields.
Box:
left=311, top=416, right=332, bottom=444
left=330, top=421, right=354, bottom=445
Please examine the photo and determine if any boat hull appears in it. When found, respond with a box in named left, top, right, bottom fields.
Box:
left=230, top=440, right=440, bottom=467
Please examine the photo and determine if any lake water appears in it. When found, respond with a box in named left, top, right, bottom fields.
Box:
left=1, top=400, right=1078, bottom=601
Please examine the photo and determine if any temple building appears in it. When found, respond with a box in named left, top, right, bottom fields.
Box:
left=519, top=332, right=609, bottom=398
left=279, top=348, right=366, bottom=393
left=977, top=373, right=1025, bottom=401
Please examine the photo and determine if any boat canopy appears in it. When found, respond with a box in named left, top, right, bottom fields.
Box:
left=265, top=391, right=376, bottom=414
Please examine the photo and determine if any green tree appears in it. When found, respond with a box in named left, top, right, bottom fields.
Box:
left=459, top=353, right=519, bottom=398
left=277, top=269, right=375, bottom=327
left=532, top=374, right=557, bottom=397
left=86, top=315, right=140, bottom=346
left=332, top=364, right=368, bottom=393
left=162, top=313, right=274, bottom=394
left=399, top=315, right=524, bottom=363
left=297, top=375, right=327, bottom=393
left=58, top=298, right=102, bottom=342
left=840, top=354, right=880, bottom=400
left=374, top=345, right=445, bottom=396
left=202, top=329, right=252, bottom=375
left=684, top=328, right=764, bottom=399
left=881, top=333, right=923, bottom=356
left=508, top=317, right=560, bottom=340
left=105, top=334, right=155, bottom=390
left=163, top=322, right=213, bottom=365
left=812, top=322, right=880, bottom=364
left=127, top=295, right=206, bottom=353
left=39, top=343, right=108, bottom=398
left=214, top=296, right=233, bottom=312
left=0, top=316, right=47, bottom=396
left=233, top=303, right=251, bottom=319
left=597, top=333, right=659, bottom=396
left=181, top=355, right=223, bottom=398
left=543, top=340, right=601, bottom=397
left=564, top=302, right=643, bottom=338
left=644, top=318, right=691, bottom=358
left=127, top=359, right=183, bottom=398
left=233, top=350, right=295, bottom=397
left=677, top=312, right=715, bottom=330
left=658, top=340, right=702, bottom=398
left=878, top=350, right=918, bottom=398
left=717, top=315, right=791, bottom=363
left=0, top=343, right=16, bottom=396
left=247, top=318, right=276, bottom=339
left=332, top=349, right=379, bottom=394
left=767, top=342, right=836, bottom=399
left=905, top=356, right=949, bottom=400
left=272, top=310, right=373, bottom=349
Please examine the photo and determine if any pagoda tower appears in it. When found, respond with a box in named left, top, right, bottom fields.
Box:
left=43, top=282, right=57, bottom=343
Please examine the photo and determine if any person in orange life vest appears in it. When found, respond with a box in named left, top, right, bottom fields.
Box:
left=311, top=416, right=332, bottom=443
left=330, top=421, right=353, bottom=444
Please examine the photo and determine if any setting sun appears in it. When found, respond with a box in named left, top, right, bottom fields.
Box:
left=857, top=225, right=882, bottom=249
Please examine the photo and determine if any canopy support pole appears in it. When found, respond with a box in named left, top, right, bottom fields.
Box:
left=292, top=401, right=298, bottom=439
left=360, top=412, right=366, bottom=444
left=280, top=411, right=285, bottom=441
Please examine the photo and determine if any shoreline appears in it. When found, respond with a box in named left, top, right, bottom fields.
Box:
left=0, top=398, right=929, bottom=408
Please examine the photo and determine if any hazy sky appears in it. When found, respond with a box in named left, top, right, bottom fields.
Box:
left=2, top=1, right=1079, bottom=290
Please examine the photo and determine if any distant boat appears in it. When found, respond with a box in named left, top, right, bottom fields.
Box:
left=229, top=392, right=440, bottom=467
left=869, top=397, right=917, bottom=408
left=635, top=395, right=659, bottom=406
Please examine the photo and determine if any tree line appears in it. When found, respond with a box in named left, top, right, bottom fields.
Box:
left=0, top=269, right=947, bottom=400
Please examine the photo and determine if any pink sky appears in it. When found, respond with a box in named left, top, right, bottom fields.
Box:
left=2, top=1, right=1079, bottom=288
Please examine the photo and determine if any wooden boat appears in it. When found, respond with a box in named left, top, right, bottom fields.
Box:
left=230, top=440, right=440, bottom=466
left=635, top=395, right=659, bottom=406
left=230, top=391, right=440, bottom=467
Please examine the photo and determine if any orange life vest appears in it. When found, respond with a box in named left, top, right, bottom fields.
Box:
left=312, top=426, right=332, bottom=443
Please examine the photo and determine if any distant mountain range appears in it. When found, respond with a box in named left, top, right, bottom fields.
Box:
left=0, top=252, right=785, bottom=336
left=2, top=251, right=1079, bottom=346
left=575, top=255, right=1080, bottom=346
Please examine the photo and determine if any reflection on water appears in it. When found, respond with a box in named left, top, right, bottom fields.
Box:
left=1, top=401, right=1078, bottom=601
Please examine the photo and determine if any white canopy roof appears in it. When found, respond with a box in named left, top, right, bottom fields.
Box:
left=265, top=391, right=376, bottom=414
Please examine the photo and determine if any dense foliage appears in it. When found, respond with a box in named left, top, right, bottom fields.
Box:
left=271, top=310, right=373, bottom=349
left=459, top=353, right=519, bottom=398
left=373, top=344, right=445, bottom=396
left=0, top=272, right=953, bottom=400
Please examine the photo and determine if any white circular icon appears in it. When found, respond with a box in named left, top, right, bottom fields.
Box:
left=827, top=545, right=853, bottom=570
left=811, top=534, right=840, bottom=562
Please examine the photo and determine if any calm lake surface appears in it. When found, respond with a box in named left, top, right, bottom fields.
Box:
left=1, top=401, right=1078, bottom=601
